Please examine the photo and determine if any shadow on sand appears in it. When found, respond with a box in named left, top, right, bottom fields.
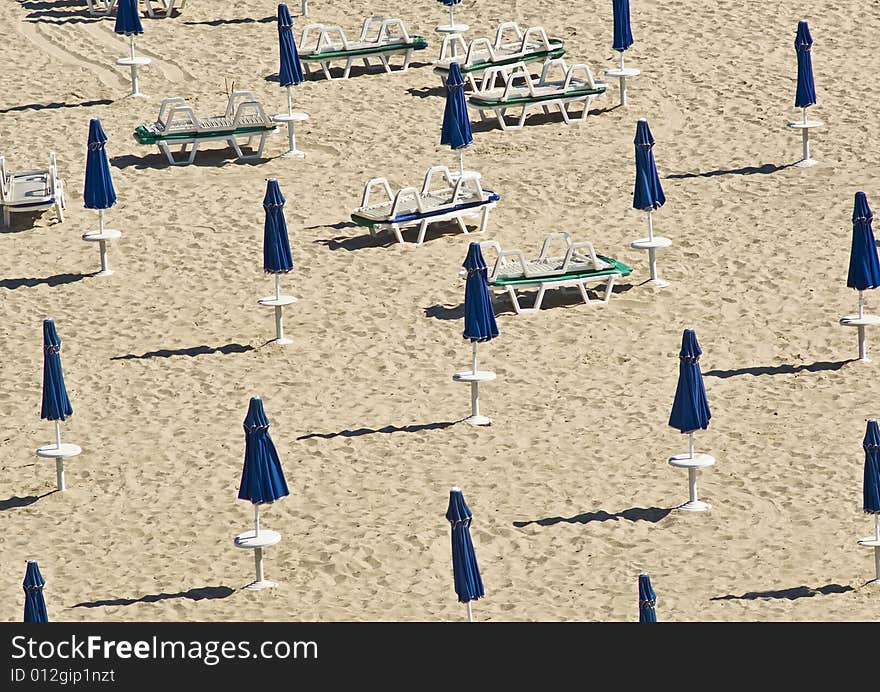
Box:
left=513, top=507, right=673, bottom=528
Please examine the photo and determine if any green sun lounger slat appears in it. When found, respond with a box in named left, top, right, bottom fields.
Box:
left=490, top=256, right=632, bottom=286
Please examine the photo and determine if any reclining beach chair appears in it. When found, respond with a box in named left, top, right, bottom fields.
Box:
left=468, top=58, right=606, bottom=131
left=86, top=0, right=186, bottom=17
left=298, top=17, right=428, bottom=80
left=475, top=232, right=632, bottom=314
left=0, top=153, right=65, bottom=227
left=133, top=90, right=278, bottom=165
left=433, top=22, right=566, bottom=90
left=350, top=166, right=499, bottom=245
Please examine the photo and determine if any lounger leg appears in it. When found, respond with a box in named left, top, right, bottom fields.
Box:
left=402, top=49, right=413, bottom=72
left=495, top=109, right=507, bottom=131
left=342, top=58, right=354, bottom=79
left=367, top=225, right=378, bottom=238
left=516, top=106, right=528, bottom=129
left=506, top=287, right=523, bottom=315
left=186, top=142, right=199, bottom=165
left=379, top=55, right=392, bottom=74
left=55, top=199, right=64, bottom=224
left=2, top=207, right=9, bottom=228
left=478, top=206, right=490, bottom=233
left=321, top=61, right=332, bottom=81
left=455, top=214, right=469, bottom=235
left=391, top=224, right=404, bottom=244
left=559, top=102, right=571, bottom=124
left=416, top=219, right=429, bottom=245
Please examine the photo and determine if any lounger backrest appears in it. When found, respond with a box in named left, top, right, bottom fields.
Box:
left=360, top=17, right=410, bottom=44
left=493, top=22, right=524, bottom=49
left=538, top=58, right=568, bottom=86
left=300, top=23, right=350, bottom=53
left=519, top=27, right=552, bottom=52
left=500, top=64, right=536, bottom=99
left=225, top=91, right=260, bottom=119
left=464, top=37, right=497, bottom=65
left=561, top=63, right=599, bottom=90
left=0, top=156, right=7, bottom=201
left=421, top=166, right=455, bottom=196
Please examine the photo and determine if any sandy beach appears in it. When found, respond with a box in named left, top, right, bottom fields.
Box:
left=2, top=0, right=880, bottom=622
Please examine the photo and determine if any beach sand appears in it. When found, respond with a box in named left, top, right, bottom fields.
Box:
left=1, top=0, right=879, bottom=621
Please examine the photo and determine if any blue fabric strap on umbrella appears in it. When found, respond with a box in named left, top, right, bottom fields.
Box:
left=462, top=243, right=498, bottom=343
left=83, top=119, right=116, bottom=211
left=23, top=560, right=48, bottom=623
left=238, top=397, right=290, bottom=506
left=278, top=4, right=304, bottom=87
left=794, top=21, right=816, bottom=109
left=114, top=0, right=144, bottom=35
left=668, top=329, right=711, bottom=433
left=41, top=319, right=73, bottom=422
left=263, top=179, right=294, bottom=273
left=847, top=192, right=880, bottom=293
left=633, top=118, right=665, bottom=211
left=446, top=488, right=484, bottom=618
left=864, top=420, right=880, bottom=515
left=612, top=0, right=634, bottom=52
left=638, top=573, right=656, bottom=622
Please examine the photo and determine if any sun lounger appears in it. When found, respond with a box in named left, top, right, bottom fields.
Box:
left=133, top=90, right=278, bottom=165
left=0, top=152, right=65, bottom=227
left=467, top=58, right=606, bottom=131
left=474, top=232, right=632, bottom=313
left=86, top=0, right=186, bottom=17
left=298, top=17, right=428, bottom=80
left=433, top=22, right=566, bottom=89
left=350, top=166, right=499, bottom=245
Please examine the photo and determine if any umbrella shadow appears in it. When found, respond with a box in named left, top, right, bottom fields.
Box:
left=0, top=98, right=113, bottom=114
left=297, top=421, right=455, bottom=440
left=469, top=105, right=610, bottom=133
left=0, top=272, right=98, bottom=289
left=406, top=85, right=447, bottom=99
left=0, top=491, right=58, bottom=511
left=183, top=16, right=275, bottom=26
left=305, top=221, right=360, bottom=231
left=710, top=584, right=853, bottom=601
left=111, top=343, right=254, bottom=360
left=424, top=303, right=464, bottom=320
left=315, top=220, right=477, bottom=251
left=306, top=60, right=432, bottom=82
left=73, top=586, right=235, bottom=608
left=110, top=148, right=271, bottom=170
left=702, top=360, right=855, bottom=378
left=666, top=163, right=794, bottom=179
left=513, top=506, right=673, bottom=527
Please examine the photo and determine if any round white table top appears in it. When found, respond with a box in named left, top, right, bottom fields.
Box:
left=668, top=452, right=716, bottom=469
left=258, top=295, right=298, bottom=307
left=116, top=56, right=152, bottom=67
left=839, top=314, right=880, bottom=327
left=82, top=229, right=122, bottom=242
left=857, top=536, right=880, bottom=548
left=234, top=529, right=282, bottom=549
left=36, top=443, right=82, bottom=459
left=453, top=370, right=497, bottom=383
left=631, top=236, right=673, bottom=250
left=436, top=23, right=469, bottom=33
left=605, top=67, right=641, bottom=78
left=786, top=119, right=823, bottom=129
left=273, top=112, right=309, bottom=123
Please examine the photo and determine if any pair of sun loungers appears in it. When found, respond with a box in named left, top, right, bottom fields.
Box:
left=350, top=166, right=499, bottom=245
left=0, top=153, right=65, bottom=228
left=132, top=90, right=278, bottom=165
left=298, top=17, right=428, bottom=80
left=86, top=0, right=185, bottom=17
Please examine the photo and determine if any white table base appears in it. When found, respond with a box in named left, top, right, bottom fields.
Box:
left=82, top=229, right=122, bottom=276
left=36, top=442, right=81, bottom=492
left=259, top=295, right=297, bottom=345
left=116, top=56, right=151, bottom=98
left=857, top=536, right=880, bottom=584
left=631, top=236, right=672, bottom=287
left=787, top=119, right=822, bottom=168
left=272, top=112, right=309, bottom=159
left=668, top=452, right=715, bottom=511
left=604, top=66, right=640, bottom=107
left=839, top=314, right=880, bottom=362
left=452, top=369, right=496, bottom=425
left=234, top=529, right=282, bottom=590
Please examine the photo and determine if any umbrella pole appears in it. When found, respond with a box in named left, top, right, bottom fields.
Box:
left=130, top=36, right=135, bottom=62
left=254, top=504, right=261, bottom=537
left=801, top=108, right=810, bottom=163
left=449, top=5, right=455, bottom=26
left=466, top=601, right=473, bottom=622
left=688, top=432, right=694, bottom=459
left=470, top=342, right=480, bottom=420
left=859, top=290, right=864, bottom=319
left=875, top=513, right=879, bottom=542
left=286, top=85, right=293, bottom=117
left=618, top=51, right=628, bottom=106
left=99, top=208, right=104, bottom=234
left=55, top=421, right=65, bottom=492
left=55, top=421, right=62, bottom=449
left=459, top=149, right=464, bottom=177
left=275, top=274, right=281, bottom=302
left=471, top=341, right=477, bottom=374
left=302, top=0, right=307, bottom=17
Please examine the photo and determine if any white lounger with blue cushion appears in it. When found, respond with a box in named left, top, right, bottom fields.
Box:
left=0, top=153, right=65, bottom=227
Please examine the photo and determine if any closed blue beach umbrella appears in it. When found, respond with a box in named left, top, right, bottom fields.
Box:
left=638, top=573, right=656, bottom=623
left=278, top=4, right=304, bottom=113
left=446, top=487, right=484, bottom=621
left=463, top=242, right=497, bottom=345
left=794, top=21, right=816, bottom=113
left=41, top=319, right=73, bottom=425
left=263, top=179, right=294, bottom=300
left=83, top=119, right=116, bottom=234
left=612, top=0, right=634, bottom=53
left=23, top=561, right=48, bottom=623
left=114, top=0, right=143, bottom=36
left=846, top=192, right=880, bottom=319
left=441, top=62, right=472, bottom=176
left=238, top=397, right=289, bottom=536
left=863, top=420, right=880, bottom=542
left=669, top=328, right=711, bottom=457
left=633, top=118, right=665, bottom=217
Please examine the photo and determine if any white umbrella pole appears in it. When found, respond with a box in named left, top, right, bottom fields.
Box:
left=471, top=341, right=477, bottom=373
left=254, top=504, right=261, bottom=536
left=449, top=5, right=455, bottom=26
left=801, top=107, right=810, bottom=162
left=618, top=51, right=628, bottom=106
left=688, top=431, right=694, bottom=459
left=459, top=150, right=464, bottom=177
left=55, top=421, right=65, bottom=491
left=466, top=601, right=473, bottom=622
left=99, top=208, right=104, bottom=234
left=875, top=513, right=879, bottom=542
left=55, top=420, right=62, bottom=449
left=286, top=85, right=293, bottom=117
left=619, top=50, right=625, bottom=71
left=647, top=210, right=654, bottom=242
left=275, top=274, right=281, bottom=301
left=130, top=36, right=135, bottom=62
left=859, top=289, right=864, bottom=319
left=302, top=0, right=308, bottom=17
left=470, top=341, right=480, bottom=420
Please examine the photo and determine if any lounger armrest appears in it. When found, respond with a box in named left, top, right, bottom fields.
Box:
left=421, top=166, right=454, bottom=195
left=450, top=173, right=485, bottom=204
left=537, top=231, right=574, bottom=260
left=390, top=186, right=423, bottom=217
left=494, top=22, right=524, bottom=49
left=376, top=18, right=410, bottom=44
left=298, top=23, right=326, bottom=52
left=361, top=177, right=395, bottom=208
left=538, top=57, right=567, bottom=85
left=465, top=37, right=496, bottom=66
left=163, top=104, right=198, bottom=133
left=502, top=63, right=533, bottom=100
left=570, top=240, right=600, bottom=268
left=226, top=91, right=260, bottom=118
left=231, top=100, right=271, bottom=128
left=313, top=24, right=350, bottom=52
left=491, top=246, right=527, bottom=281
left=562, top=63, right=597, bottom=90
left=358, top=16, right=385, bottom=42
left=477, top=65, right=513, bottom=93
left=157, top=97, right=189, bottom=126
left=521, top=26, right=551, bottom=52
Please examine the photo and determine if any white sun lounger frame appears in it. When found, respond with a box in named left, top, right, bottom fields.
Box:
left=357, top=166, right=495, bottom=245
left=86, top=0, right=186, bottom=17
left=298, top=17, right=419, bottom=80
left=145, top=91, right=277, bottom=166
left=435, top=22, right=557, bottom=89
left=476, top=233, right=622, bottom=314
left=0, top=152, right=65, bottom=227
left=469, top=59, right=605, bottom=131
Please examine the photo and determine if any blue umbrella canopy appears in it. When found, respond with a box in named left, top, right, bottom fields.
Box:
left=446, top=488, right=484, bottom=604
left=23, top=560, right=48, bottom=623
left=794, top=20, right=816, bottom=109
left=668, top=329, right=711, bottom=433
left=864, top=420, right=880, bottom=514
left=83, top=119, right=116, bottom=211
left=440, top=62, right=472, bottom=151
left=638, top=572, right=656, bottom=623
left=632, top=118, right=665, bottom=212
left=277, top=3, right=304, bottom=87
left=114, top=0, right=144, bottom=36
left=612, top=0, right=634, bottom=52
left=238, top=397, right=290, bottom=505
left=263, top=179, right=294, bottom=273
left=41, top=319, right=73, bottom=422
left=846, top=192, right=880, bottom=291
left=462, top=243, right=498, bottom=343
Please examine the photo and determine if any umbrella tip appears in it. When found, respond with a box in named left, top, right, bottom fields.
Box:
left=450, top=486, right=461, bottom=493
left=638, top=117, right=647, bottom=123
